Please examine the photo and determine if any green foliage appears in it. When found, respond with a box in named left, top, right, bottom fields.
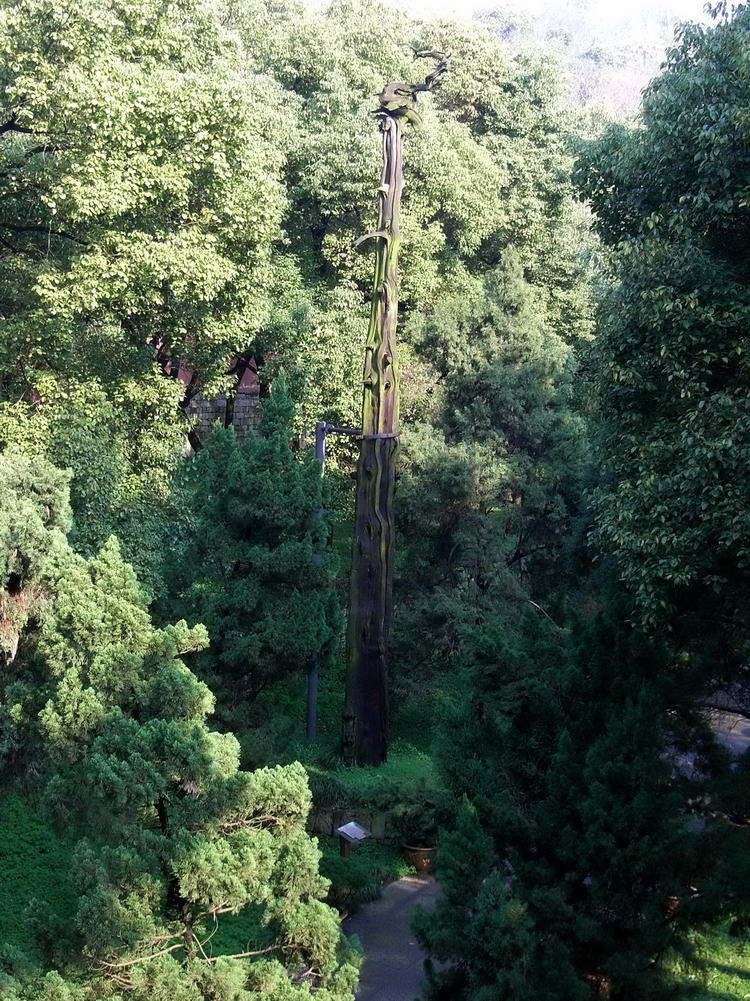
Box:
left=0, top=0, right=301, bottom=593
left=0, top=0, right=597, bottom=607
left=165, top=378, right=341, bottom=711
left=0, top=793, right=77, bottom=960
left=0, top=456, right=358, bottom=1000
left=0, top=0, right=594, bottom=601
left=406, top=250, right=588, bottom=571
left=417, top=603, right=750, bottom=1000
left=249, top=0, right=592, bottom=453
left=0, top=0, right=291, bottom=379
left=387, top=795, right=450, bottom=848
left=574, top=5, right=750, bottom=673
left=318, top=838, right=414, bottom=914
left=6, top=1, right=724, bottom=997
left=392, top=247, right=590, bottom=704
left=0, top=453, right=71, bottom=670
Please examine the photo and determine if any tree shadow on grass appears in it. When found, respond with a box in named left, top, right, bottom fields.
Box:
left=709, top=961, right=750, bottom=982
left=676, top=960, right=750, bottom=1001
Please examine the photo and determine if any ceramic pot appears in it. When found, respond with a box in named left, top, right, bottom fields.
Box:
left=403, top=844, right=435, bottom=875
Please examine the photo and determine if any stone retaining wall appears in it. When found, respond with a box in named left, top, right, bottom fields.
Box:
left=309, top=808, right=389, bottom=841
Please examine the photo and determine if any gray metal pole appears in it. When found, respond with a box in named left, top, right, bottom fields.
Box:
left=314, top=420, right=328, bottom=468
left=306, top=661, right=319, bottom=742
left=306, top=422, right=328, bottom=741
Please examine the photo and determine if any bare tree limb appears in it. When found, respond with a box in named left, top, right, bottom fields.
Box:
left=95, top=941, right=184, bottom=971
left=200, top=944, right=279, bottom=963
left=0, top=117, right=34, bottom=136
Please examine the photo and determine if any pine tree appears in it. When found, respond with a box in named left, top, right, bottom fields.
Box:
left=1, top=455, right=358, bottom=1000
left=166, top=378, right=340, bottom=711
left=391, top=251, right=589, bottom=704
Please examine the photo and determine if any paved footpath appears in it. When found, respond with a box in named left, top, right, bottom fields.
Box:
left=344, top=876, right=441, bottom=1001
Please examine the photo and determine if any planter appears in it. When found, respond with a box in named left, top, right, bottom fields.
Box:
left=403, top=844, right=436, bottom=875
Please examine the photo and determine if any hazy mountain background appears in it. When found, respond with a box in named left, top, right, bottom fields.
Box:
left=477, top=0, right=712, bottom=114
left=365, top=0, right=712, bottom=115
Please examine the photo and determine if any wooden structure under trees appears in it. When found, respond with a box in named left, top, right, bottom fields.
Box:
left=343, top=53, right=448, bottom=766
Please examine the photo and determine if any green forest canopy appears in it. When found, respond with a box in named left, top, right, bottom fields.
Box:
left=1, top=0, right=750, bottom=999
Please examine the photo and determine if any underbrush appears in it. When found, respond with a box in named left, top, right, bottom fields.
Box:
left=305, top=740, right=440, bottom=811
left=318, top=837, right=415, bottom=915
left=0, top=791, right=77, bottom=962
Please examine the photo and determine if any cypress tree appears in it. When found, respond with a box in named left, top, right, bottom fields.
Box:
left=1, top=454, right=358, bottom=1001
left=416, top=604, right=750, bottom=1000
left=166, top=378, right=341, bottom=712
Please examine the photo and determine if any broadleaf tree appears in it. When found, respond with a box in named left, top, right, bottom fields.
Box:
left=574, top=4, right=750, bottom=682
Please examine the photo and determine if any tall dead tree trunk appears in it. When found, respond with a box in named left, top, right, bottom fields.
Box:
left=343, top=54, right=448, bottom=766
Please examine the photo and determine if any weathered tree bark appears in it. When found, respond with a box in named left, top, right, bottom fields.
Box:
left=343, top=54, right=447, bottom=766
left=343, top=114, right=402, bottom=766
left=156, top=795, right=195, bottom=959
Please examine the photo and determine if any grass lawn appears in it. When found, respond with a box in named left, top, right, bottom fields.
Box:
left=203, top=902, right=270, bottom=958
left=674, top=928, right=750, bottom=1000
